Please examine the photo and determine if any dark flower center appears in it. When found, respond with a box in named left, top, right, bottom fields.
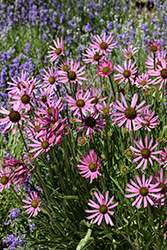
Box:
left=42, top=141, right=49, bottom=149
left=160, top=69, right=167, bottom=79
left=9, top=111, right=21, bottom=122
left=150, top=45, right=158, bottom=52
left=124, top=107, right=137, bottom=120
left=100, top=42, right=108, bottom=50
left=103, top=107, right=109, bottom=114
left=1, top=176, right=9, bottom=185
left=55, top=48, right=62, bottom=55
left=102, top=67, right=110, bottom=74
left=41, top=95, right=47, bottom=103
left=49, top=76, right=55, bottom=84
left=89, top=162, right=97, bottom=172
left=141, top=148, right=150, bottom=159
left=31, top=200, right=39, bottom=208
left=63, top=65, right=68, bottom=71
left=93, top=53, right=101, bottom=61
left=76, top=99, right=85, bottom=107
left=99, top=205, right=108, bottom=214
left=90, top=97, right=98, bottom=104
left=126, top=52, right=132, bottom=59
left=21, top=94, right=30, bottom=104
left=123, top=70, right=131, bottom=78
left=140, top=80, right=146, bottom=86
left=144, top=119, right=150, bottom=126
left=158, top=183, right=167, bottom=194
left=140, top=187, right=148, bottom=196
left=85, top=116, right=96, bottom=127
left=68, top=71, right=76, bottom=81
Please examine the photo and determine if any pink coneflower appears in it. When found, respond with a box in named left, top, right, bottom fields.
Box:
left=0, top=106, right=26, bottom=134
left=112, top=92, right=150, bottom=131
left=77, top=150, right=102, bottom=183
left=134, top=73, right=157, bottom=89
left=40, top=67, right=59, bottom=93
left=150, top=168, right=167, bottom=207
left=57, top=58, right=70, bottom=72
left=96, top=60, right=113, bottom=78
left=82, top=48, right=106, bottom=65
left=88, top=84, right=108, bottom=112
left=130, top=134, right=162, bottom=170
left=9, top=82, right=35, bottom=113
left=22, top=191, right=41, bottom=218
left=148, top=40, right=161, bottom=54
left=23, top=120, right=43, bottom=139
left=38, top=88, right=54, bottom=104
left=114, top=59, right=138, bottom=84
left=148, top=59, right=167, bottom=91
left=134, top=109, right=160, bottom=131
left=85, top=190, right=119, bottom=226
left=58, top=58, right=87, bottom=87
left=73, top=110, right=106, bottom=140
left=159, top=147, right=167, bottom=170
left=65, top=89, right=93, bottom=116
left=145, top=50, right=166, bottom=70
left=0, top=166, right=12, bottom=192
left=36, top=97, right=63, bottom=117
left=7, top=70, right=31, bottom=98
left=122, top=45, right=138, bottom=59
left=99, top=101, right=113, bottom=115
left=47, top=37, right=65, bottom=62
left=28, top=134, right=62, bottom=159
left=90, top=32, right=118, bottom=54
left=125, top=174, right=161, bottom=209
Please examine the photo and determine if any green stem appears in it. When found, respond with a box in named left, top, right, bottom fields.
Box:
left=18, top=123, right=28, bottom=152
left=108, top=75, right=116, bottom=99
left=128, top=79, right=132, bottom=98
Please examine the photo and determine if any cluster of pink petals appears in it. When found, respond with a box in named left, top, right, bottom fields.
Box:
left=77, top=150, right=102, bottom=183
left=150, top=168, right=167, bottom=207
left=148, top=40, right=161, bottom=54
left=47, top=37, right=65, bottom=62
left=145, top=50, right=166, bottom=70
left=125, top=174, right=161, bottom=209
left=159, top=147, right=167, bottom=170
left=40, top=67, right=59, bottom=92
left=122, top=45, right=138, bottom=59
left=134, top=73, right=157, bottom=89
left=134, top=109, right=160, bottom=131
left=86, top=191, right=119, bottom=226
left=130, top=134, right=162, bottom=170
left=22, top=191, right=41, bottom=218
left=114, top=59, right=138, bottom=84
left=0, top=166, right=12, bottom=192
left=112, top=92, right=150, bottom=131
left=96, top=60, right=113, bottom=78
left=82, top=48, right=107, bottom=65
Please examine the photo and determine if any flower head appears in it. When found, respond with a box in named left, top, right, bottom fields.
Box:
left=0, top=166, right=12, bottom=192
left=148, top=40, right=161, bottom=54
left=134, top=109, right=160, bottom=131
left=40, top=67, right=59, bottom=92
left=96, top=60, right=113, bottom=78
left=47, top=37, right=65, bottom=62
left=77, top=150, right=102, bottom=183
left=82, top=48, right=106, bottom=65
left=122, top=45, right=138, bottom=59
left=86, top=190, right=119, bottom=226
left=134, top=73, right=157, bottom=89
left=22, top=191, right=41, bottom=218
left=125, top=174, right=161, bottom=209
left=130, top=134, right=162, bottom=170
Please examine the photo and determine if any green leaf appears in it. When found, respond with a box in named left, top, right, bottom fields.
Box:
left=76, top=228, right=93, bottom=250
left=110, top=176, right=125, bottom=195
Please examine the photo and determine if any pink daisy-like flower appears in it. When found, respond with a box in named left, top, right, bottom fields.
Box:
left=0, top=105, right=27, bottom=134
left=145, top=50, right=166, bottom=70
left=57, top=58, right=70, bottom=72
left=82, top=48, right=107, bottom=65
left=36, top=97, right=63, bottom=118
left=122, top=45, right=138, bottom=59
left=148, top=59, right=167, bottom=91
left=40, top=67, right=59, bottom=92
left=22, top=191, right=41, bottom=218
left=114, top=59, right=138, bottom=84
left=65, top=89, right=93, bottom=116
left=134, top=73, right=157, bottom=89
left=28, top=134, right=62, bottom=159
left=130, top=134, right=162, bottom=170
left=125, top=174, right=161, bottom=209
left=150, top=168, right=167, bottom=207
left=47, top=37, right=65, bottom=62
left=159, top=147, right=167, bottom=170
left=88, top=84, right=108, bottom=112
left=37, top=87, right=54, bottom=105
left=90, top=32, right=118, bottom=54
left=99, top=101, right=113, bottom=115
left=77, top=150, right=102, bottom=183
left=85, top=190, right=119, bottom=226
left=96, top=60, right=113, bottom=78
left=58, top=58, right=87, bottom=87
left=7, top=70, right=31, bottom=98
left=148, top=40, right=161, bottom=54
left=23, top=120, right=43, bottom=139
left=112, top=92, right=150, bottom=131
left=0, top=166, right=12, bottom=192
left=73, top=110, right=106, bottom=140
left=134, top=109, right=160, bottom=131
